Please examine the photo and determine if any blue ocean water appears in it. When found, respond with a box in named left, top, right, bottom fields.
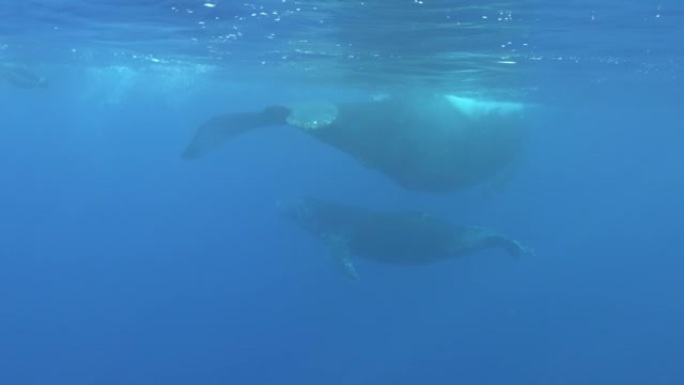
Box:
left=1, top=1, right=683, bottom=384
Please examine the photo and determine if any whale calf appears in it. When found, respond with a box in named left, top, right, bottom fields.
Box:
left=279, top=197, right=531, bottom=279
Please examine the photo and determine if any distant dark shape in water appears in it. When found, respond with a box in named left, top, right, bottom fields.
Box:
left=279, top=197, right=531, bottom=280
left=0, top=64, right=49, bottom=89
left=181, top=93, right=532, bottom=192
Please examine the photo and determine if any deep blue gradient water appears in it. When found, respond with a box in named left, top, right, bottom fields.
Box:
left=1, top=1, right=683, bottom=384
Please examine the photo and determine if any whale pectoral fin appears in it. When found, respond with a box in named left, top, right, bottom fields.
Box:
left=323, top=235, right=359, bottom=281
left=181, top=106, right=290, bottom=160
left=494, top=236, right=534, bottom=258
left=336, top=252, right=359, bottom=281
left=517, top=243, right=535, bottom=258
left=462, top=228, right=533, bottom=259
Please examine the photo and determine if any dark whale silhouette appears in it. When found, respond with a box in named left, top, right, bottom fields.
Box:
left=181, top=94, right=531, bottom=192
left=278, top=197, right=531, bottom=279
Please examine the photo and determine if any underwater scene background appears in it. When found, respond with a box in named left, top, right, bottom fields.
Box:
left=1, top=1, right=683, bottom=384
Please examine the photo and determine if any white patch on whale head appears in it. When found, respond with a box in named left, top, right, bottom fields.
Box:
left=444, top=94, right=526, bottom=119
left=286, top=102, right=339, bottom=131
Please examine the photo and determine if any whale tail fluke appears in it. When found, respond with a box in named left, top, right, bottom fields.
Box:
left=181, top=105, right=290, bottom=160
left=501, top=238, right=534, bottom=258
left=471, top=230, right=533, bottom=259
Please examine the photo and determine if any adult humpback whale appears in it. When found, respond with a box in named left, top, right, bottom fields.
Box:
left=181, top=93, right=530, bottom=192
left=279, top=197, right=531, bottom=279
